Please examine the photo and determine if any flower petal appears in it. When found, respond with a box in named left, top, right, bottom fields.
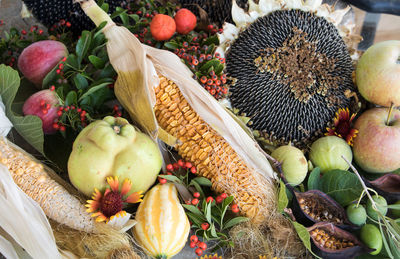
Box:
left=91, top=188, right=102, bottom=201
left=120, top=179, right=132, bottom=196
left=85, top=200, right=100, bottom=213
left=107, top=176, right=119, bottom=192
left=125, top=191, right=143, bottom=204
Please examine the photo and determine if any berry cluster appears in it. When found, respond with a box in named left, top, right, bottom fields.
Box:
left=189, top=235, right=207, bottom=256
left=158, top=159, right=197, bottom=184
left=174, top=41, right=228, bottom=99
left=52, top=104, right=89, bottom=132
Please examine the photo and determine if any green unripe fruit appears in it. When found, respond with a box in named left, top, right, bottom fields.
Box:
left=346, top=204, right=367, bottom=226
left=360, top=224, right=383, bottom=255
left=271, top=144, right=308, bottom=186
left=391, top=200, right=400, bottom=218
left=309, top=136, right=353, bottom=173
left=366, top=195, right=388, bottom=220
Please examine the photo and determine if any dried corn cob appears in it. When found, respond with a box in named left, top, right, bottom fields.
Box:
left=0, top=138, right=95, bottom=233
left=155, top=76, right=272, bottom=224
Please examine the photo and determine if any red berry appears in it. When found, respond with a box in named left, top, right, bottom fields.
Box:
left=58, top=63, right=64, bottom=69
left=66, top=22, right=71, bottom=27
left=38, top=29, right=43, bottom=35
left=190, top=235, right=198, bottom=243
left=56, top=69, right=61, bottom=74
left=216, top=196, right=223, bottom=204
left=60, top=125, right=66, bottom=131
left=207, top=24, right=214, bottom=30
left=189, top=241, right=196, bottom=248
left=195, top=248, right=203, bottom=256
left=198, top=242, right=207, bottom=250
left=220, top=193, right=227, bottom=199
left=46, top=103, right=51, bottom=109
left=62, top=57, right=67, bottom=62
left=206, top=197, right=214, bottom=203
left=21, top=30, right=27, bottom=35
left=166, top=163, right=174, bottom=171
left=193, top=192, right=200, bottom=198
left=231, top=204, right=239, bottom=213
left=40, top=100, right=46, bottom=107
left=77, top=108, right=82, bottom=113
left=173, top=163, right=179, bottom=170
left=185, top=162, right=192, bottom=168
left=201, top=222, right=209, bottom=230
left=57, top=110, right=62, bottom=117
left=191, top=198, right=199, bottom=205
left=50, top=85, right=55, bottom=91
left=200, top=76, right=207, bottom=84
left=178, top=159, right=184, bottom=167
left=52, top=123, right=59, bottom=129
left=159, top=177, right=167, bottom=184
left=190, top=167, right=197, bottom=174
left=167, top=172, right=172, bottom=175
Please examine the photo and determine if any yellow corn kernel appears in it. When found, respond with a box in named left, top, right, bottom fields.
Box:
left=154, top=76, right=269, bottom=224
left=0, top=139, right=95, bottom=232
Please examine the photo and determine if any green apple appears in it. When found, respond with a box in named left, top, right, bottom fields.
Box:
left=356, top=40, right=400, bottom=107
left=68, top=116, right=162, bottom=197
left=353, top=108, right=400, bottom=173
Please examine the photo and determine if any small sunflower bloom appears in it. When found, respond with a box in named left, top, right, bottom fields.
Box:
left=326, top=108, right=358, bottom=146
left=200, top=254, right=222, bottom=259
left=86, top=176, right=143, bottom=223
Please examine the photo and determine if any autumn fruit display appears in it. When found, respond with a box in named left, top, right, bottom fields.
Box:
left=17, top=40, right=68, bottom=86
left=1, top=0, right=400, bottom=258
left=68, top=116, right=162, bottom=197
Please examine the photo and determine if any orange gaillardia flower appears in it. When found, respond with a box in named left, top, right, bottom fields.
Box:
left=86, top=176, right=143, bottom=223
left=326, top=108, right=358, bottom=146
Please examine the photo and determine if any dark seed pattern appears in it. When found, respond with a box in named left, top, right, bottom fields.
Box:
left=179, top=0, right=248, bottom=26
left=226, top=10, right=355, bottom=147
left=22, top=0, right=127, bottom=35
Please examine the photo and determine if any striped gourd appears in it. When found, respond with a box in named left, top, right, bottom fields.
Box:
left=0, top=138, right=95, bottom=233
left=154, top=76, right=269, bottom=225
left=133, top=183, right=190, bottom=258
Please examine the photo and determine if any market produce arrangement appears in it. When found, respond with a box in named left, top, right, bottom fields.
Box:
left=0, top=0, right=399, bottom=258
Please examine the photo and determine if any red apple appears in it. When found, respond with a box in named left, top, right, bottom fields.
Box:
left=356, top=40, right=400, bottom=107
left=23, top=90, right=60, bottom=134
left=353, top=108, right=400, bottom=173
left=18, top=40, right=68, bottom=87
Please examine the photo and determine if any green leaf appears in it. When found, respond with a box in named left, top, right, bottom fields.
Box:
left=111, top=7, right=126, bottom=19
left=88, top=55, right=105, bottom=69
left=0, top=65, right=44, bottom=154
left=320, top=169, right=363, bottom=206
left=186, top=212, right=204, bottom=226
left=78, top=82, right=110, bottom=101
left=223, top=217, right=249, bottom=230
left=189, top=179, right=205, bottom=198
left=182, top=204, right=205, bottom=220
left=210, top=223, right=218, bottom=238
left=66, top=54, right=79, bottom=70
left=65, top=91, right=77, bottom=106
left=129, top=14, right=140, bottom=22
left=214, top=64, right=224, bottom=75
left=76, top=31, right=92, bottom=65
left=42, top=63, right=58, bottom=88
left=205, top=201, right=212, bottom=224
left=308, top=167, right=321, bottom=190
left=203, top=35, right=219, bottom=46
left=200, top=59, right=220, bottom=73
left=192, top=177, right=212, bottom=187
left=291, top=221, right=312, bottom=253
left=100, top=3, right=109, bottom=13
left=73, top=73, right=88, bottom=90
left=220, top=196, right=234, bottom=226
left=278, top=180, right=289, bottom=213
left=164, top=42, right=180, bottom=50
left=120, top=12, right=129, bottom=26
left=159, top=174, right=182, bottom=184
left=379, top=221, right=393, bottom=259
left=387, top=204, right=400, bottom=210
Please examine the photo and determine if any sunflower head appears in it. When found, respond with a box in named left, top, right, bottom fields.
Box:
left=326, top=108, right=358, bottom=145
left=86, top=176, right=143, bottom=223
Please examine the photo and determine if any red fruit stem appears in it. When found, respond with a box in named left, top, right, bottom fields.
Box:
left=386, top=103, right=394, bottom=126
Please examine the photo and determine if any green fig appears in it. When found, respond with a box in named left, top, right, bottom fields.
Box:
left=346, top=204, right=367, bottom=226
left=68, top=116, right=162, bottom=197
left=360, top=224, right=383, bottom=255
left=366, top=195, right=388, bottom=220
left=271, top=144, right=308, bottom=186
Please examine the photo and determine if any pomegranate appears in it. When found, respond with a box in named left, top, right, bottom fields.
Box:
left=174, top=8, right=197, bottom=35
left=150, top=14, right=176, bottom=41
